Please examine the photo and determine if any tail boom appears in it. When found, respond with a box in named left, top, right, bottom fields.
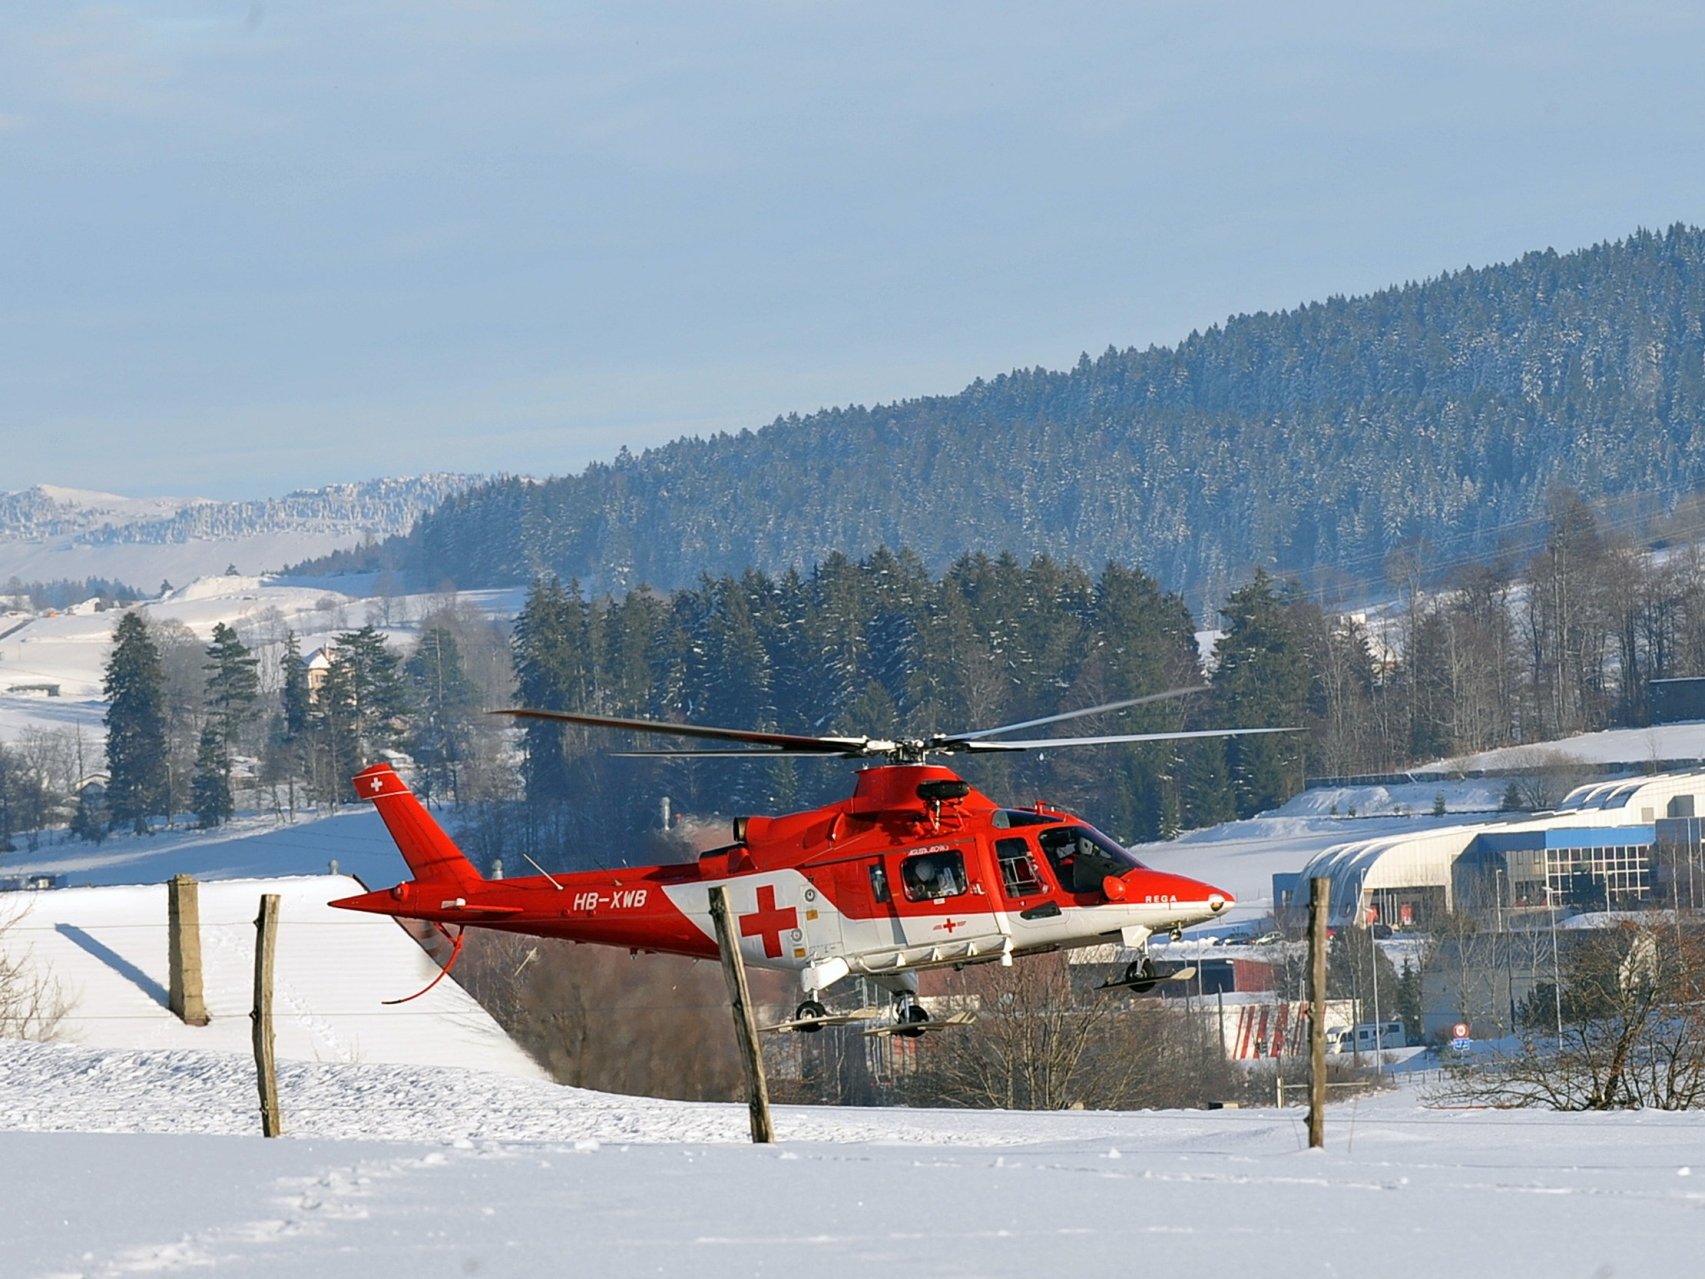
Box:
left=351, top=762, right=483, bottom=892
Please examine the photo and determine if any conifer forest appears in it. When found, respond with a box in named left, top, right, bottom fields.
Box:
left=14, top=487, right=1705, bottom=875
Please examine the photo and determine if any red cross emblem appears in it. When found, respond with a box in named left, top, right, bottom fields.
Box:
left=738, top=884, right=799, bottom=959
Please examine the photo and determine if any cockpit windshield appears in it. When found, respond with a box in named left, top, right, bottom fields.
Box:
left=1038, top=824, right=1146, bottom=894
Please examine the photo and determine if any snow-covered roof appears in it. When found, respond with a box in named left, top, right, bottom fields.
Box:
left=1293, top=771, right=1705, bottom=922
left=1553, top=771, right=1705, bottom=818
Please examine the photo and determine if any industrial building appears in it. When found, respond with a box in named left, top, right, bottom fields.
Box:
left=1276, top=772, right=1705, bottom=930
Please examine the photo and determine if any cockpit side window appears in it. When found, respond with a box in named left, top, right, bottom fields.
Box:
left=994, top=836, right=1044, bottom=898
left=1038, top=825, right=1144, bottom=894
left=901, top=850, right=968, bottom=902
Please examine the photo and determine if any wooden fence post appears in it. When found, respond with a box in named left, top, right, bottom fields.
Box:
left=252, top=893, right=283, bottom=1138
left=1308, top=875, right=1331, bottom=1150
left=168, top=874, right=209, bottom=1026
left=707, top=886, right=775, bottom=1144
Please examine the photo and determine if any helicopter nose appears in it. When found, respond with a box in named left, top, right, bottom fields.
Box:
left=1138, top=871, right=1235, bottom=918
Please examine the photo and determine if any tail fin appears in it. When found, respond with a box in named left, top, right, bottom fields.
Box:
left=353, top=762, right=482, bottom=892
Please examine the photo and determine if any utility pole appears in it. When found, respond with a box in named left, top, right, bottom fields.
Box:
left=708, top=886, right=775, bottom=1144
left=1547, top=883, right=1564, bottom=1049
left=1308, top=876, right=1330, bottom=1150
left=1368, top=920, right=1383, bottom=1075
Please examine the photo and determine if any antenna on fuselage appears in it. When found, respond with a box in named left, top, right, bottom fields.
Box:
left=522, top=853, right=565, bottom=891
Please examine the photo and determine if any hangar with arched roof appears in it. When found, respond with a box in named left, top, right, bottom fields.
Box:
left=1279, top=772, right=1705, bottom=929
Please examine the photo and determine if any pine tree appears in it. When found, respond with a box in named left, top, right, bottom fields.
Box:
left=306, top=652, right=360, bottom=803
left=406, top=624, right=478, bottom=805
left=1078, top=562, right=1204, bottom=840
left=201, top=621, right=259, bottom=811
left=70, top=784, right=107, bottom=844
left=204, top=622, right=259, bottom=750
left=190, top=724, right=233, bottom=827
left=103, top=612, right=170, bottom=833
left=280, top=630, right=311, bottom=740
left=1210, top=571, right=1311, bottom=818
left=330, top=625, right=410, bottom=761
left=512, top=578, right=590, bottom=805
left=1396, top=958, right=1424, bottom=1040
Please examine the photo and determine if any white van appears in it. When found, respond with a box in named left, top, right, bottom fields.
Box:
left=1324, top=1020, right=1407, bottom=1054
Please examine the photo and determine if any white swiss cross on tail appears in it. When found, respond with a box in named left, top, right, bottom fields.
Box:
left=356, top=763, right=410, bottom=799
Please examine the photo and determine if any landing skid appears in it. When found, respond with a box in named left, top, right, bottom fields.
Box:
left=764, top=999, right=977, bottom=1037
left=761, top=1005, right=884, bottom=1034
left=864, top=1011, right=976, bottom=1037
left=1098, top=964, right=1196, bottom=993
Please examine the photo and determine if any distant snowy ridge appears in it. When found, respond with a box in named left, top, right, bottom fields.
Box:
left=0, top=486, right=186, bottom=540
left=0, top=475, right=485, bottom=586
left=0, top=476, right=480, bottom=548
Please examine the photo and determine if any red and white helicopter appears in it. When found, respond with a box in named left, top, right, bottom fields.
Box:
left=332, top=694, right=1287, bottom=1035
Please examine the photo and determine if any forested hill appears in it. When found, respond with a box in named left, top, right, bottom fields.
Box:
left=306, top=225, right=1705, bottom=604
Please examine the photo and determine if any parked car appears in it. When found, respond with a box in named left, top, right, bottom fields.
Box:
left=1325, top=1020, right=1408, bottom=1053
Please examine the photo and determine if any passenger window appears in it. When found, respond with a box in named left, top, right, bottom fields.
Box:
left=869, top=861, right=890, bottom=904
left=901, top=850, right=968, bottom=902
left=995, top=837, right=1043, bottom=897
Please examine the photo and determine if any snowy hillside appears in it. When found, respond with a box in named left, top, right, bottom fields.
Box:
left=0, top=476, right=480, bottom=587
left=0, top=572, right=527, bottom=755
left=6, top=876, right=542, bottom=1078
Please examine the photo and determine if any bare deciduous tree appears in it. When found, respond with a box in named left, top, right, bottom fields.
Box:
left=0, top=902, right=70, bottom=1040
left=454, top=929, right=769, bottom=1102
left=901, top=955, right=1236, bottom=1111
left=1498, top=747, right=1592, bottom=812
left=1437, top=922, right=1705, bottom=1110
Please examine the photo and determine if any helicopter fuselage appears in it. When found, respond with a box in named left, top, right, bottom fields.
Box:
left=331, top=762, right=1234, bottom=999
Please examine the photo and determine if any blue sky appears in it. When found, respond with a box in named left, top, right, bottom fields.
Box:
left=5, top=1, right=1704, bottom=498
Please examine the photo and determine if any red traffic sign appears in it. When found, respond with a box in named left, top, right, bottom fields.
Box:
left=1452, top=1022, right=1470, bottom=1039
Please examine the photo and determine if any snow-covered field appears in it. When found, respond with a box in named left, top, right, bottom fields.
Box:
left=2, top=774, right=1702, bottom=1274
left=5, top=876, right=541, bottom=1077
left=6, top=1043, right=1702, bottom=1277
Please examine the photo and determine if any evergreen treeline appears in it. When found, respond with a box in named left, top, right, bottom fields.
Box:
left=11, top=489, right=1705, bottom=858
left=297, top=226, right=1705, bottom=611
left=459, top=496, right=1705, bottom=867
left=72, top=599, right=512, bottom=842
left=504, top=549, right=1309, bottom=858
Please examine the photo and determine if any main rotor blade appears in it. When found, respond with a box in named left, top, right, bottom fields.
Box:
left=948, top=686, right=1209, bottom=743
left=495, top=708, right=869, bottom=755
left=611, top=747, right=869, bottom=759
left=958, top=725, right=1300, bottom=750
